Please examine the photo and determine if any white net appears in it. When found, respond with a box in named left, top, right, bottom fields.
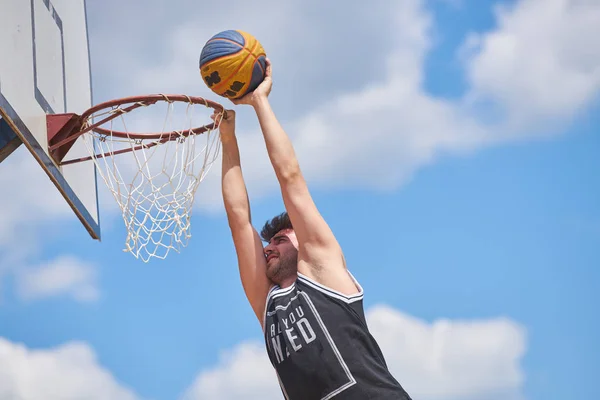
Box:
left=79, top=96, right=224, bottom=262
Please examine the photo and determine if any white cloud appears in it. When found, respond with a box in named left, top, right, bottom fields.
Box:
left=181, top=341, right=282, bottom=400
left=0, top=151, right=93, bottom=301
left=182, top=306, right=527, bottom=400
left=368, top=305, right=526, bottom=400
left=0, top=338, right=141, bottom=400
left=463, top=0, right=600, bottom=130
left=0, top=148, right=114, bottom=302
left=15, top=255, right=99, bottom=303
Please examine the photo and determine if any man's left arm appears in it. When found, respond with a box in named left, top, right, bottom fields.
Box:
left=235, top=62, right=358, bottom=294
left=255, top=98, right=357, bottom=294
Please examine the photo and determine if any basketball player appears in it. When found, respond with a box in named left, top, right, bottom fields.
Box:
left=216, top=59, right=411, bottom=399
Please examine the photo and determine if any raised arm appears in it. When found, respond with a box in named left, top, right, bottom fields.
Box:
left=232, top=61, right=359, bottom=295
left=217, top=110, right=272, bottom=325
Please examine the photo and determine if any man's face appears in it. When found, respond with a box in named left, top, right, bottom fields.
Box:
left=263, top=229, right=298, bottom=284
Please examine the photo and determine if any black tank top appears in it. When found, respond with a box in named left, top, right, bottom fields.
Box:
left=263, top=272, right=412, bottom=399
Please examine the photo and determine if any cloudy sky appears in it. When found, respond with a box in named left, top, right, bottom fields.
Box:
left=1, top=0, right=599, bottom=399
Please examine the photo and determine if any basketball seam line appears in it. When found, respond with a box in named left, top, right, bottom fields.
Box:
left=205, top=37, right=244, bottom=49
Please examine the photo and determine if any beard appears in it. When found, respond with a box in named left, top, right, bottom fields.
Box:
left=266, top=248, right=298, bottom=284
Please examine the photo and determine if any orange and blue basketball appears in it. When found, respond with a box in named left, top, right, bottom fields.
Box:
left=199, top=30, right=267, bottom=99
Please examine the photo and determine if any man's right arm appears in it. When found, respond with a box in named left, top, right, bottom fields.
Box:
left=219, top=111, right=272, bottom=325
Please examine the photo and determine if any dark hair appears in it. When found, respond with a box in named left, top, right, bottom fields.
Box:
left=260, top=211, right=293, bottom=242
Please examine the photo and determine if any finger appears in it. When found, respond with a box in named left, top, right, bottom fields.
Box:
left=265, top=58, right=272, bottom=77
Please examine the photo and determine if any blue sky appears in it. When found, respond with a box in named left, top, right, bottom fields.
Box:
left=0, top=0, right=599, bottom=399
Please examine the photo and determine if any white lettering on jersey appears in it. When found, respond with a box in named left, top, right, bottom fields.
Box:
left=269, top=305, right=317, bottom=363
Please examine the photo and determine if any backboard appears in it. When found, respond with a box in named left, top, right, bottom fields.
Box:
left=0, top=0, right=100, bottom=239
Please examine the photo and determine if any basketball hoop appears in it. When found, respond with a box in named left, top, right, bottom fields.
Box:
left=47, top=94, right=227, bottom=262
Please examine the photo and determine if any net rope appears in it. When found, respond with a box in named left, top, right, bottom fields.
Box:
left=79, top=96, right=223, bottom=262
